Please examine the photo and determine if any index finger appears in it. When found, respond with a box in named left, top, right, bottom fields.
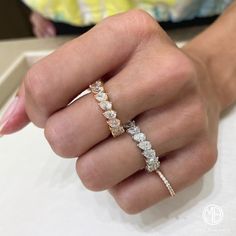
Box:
left=24, top=10, right=156, bottom=127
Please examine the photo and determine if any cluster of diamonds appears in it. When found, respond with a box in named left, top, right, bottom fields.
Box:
left=89, top=80, right=125, bottom=137
left=124, top=121, right=160, bottom=172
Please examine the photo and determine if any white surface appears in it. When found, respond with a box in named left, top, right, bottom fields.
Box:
left=0, top=105, right=236, bottom=236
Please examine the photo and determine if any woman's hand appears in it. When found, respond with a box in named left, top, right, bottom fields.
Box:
left=0, top=10, right=221, bottom=213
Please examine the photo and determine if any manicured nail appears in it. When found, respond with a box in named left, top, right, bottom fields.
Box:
left=0, top=120, right=7, bottom=137
left=0, top=96, right=19, bottom=135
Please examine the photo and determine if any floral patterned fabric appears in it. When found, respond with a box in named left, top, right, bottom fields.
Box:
left=22, top=0, right=233, bottom=26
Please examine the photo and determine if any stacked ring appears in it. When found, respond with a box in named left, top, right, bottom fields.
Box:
left=89, top=80, right=125, bottom=137
left=124, top=121, right=160, bottom=172
left=124, top=120, right=175, bottom=197
left=156, top=170, right=176, bottom=197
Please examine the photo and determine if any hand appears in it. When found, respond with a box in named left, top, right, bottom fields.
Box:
left=0, top=10, right=221, bottom=214
left=30, top=11, right=56, bottom=38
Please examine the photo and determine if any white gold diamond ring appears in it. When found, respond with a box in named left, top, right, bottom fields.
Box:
left=124, top=120, right=175, bottom=197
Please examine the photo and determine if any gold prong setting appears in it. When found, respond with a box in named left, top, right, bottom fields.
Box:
left=90, top=80, right=125, bottom=137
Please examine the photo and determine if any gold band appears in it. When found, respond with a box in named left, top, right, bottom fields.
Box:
left=89, top=80, right=125, bottom=137
left=156, top=170, right=176, bottom=197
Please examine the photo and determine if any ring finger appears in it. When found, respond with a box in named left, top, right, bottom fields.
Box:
left=109, top=138, right=217, bottom=214
left=76, top=92, right=204, bottom=191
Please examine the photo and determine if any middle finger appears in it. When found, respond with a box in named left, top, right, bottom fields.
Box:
left=44, top=49, right=189, bottom=157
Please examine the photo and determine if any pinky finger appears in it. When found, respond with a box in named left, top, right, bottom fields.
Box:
left=109, top=139, right=217, bottom=214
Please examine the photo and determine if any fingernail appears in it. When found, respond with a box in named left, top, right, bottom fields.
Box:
left=0, top=121, right=7, bottom=137
left=0, top=96, right=19, bottom=136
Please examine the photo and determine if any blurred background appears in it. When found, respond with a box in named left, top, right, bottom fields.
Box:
left=0, top=0, right=32, bottom=39
left=0, top=1, right=219, bottom=40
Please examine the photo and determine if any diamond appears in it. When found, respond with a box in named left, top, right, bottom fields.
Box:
left=95, top=92, right=108, bottom=102
left=137, top=141, right=151, bottom=150
left=90, top=86, right=104, bottom=93
left=124, top=121, right=135, bottom=129
left=145, top=158, right=160, bottom=172
left=103, top=110, right=117, bottom=119
left=90, top=81, right=104, bottom=93
left=142, top=149, right=156, bottom=159
left=99, top=101, right=112, bottom=111
left=90, top=80, right=102, bottom=88
left=107, top=118, right=121, bottom=128
left=111, top=126, right=125, bottom=137
left=127, top=126, right=140, bottom=135
left=133, top=133, right=146, bottom=142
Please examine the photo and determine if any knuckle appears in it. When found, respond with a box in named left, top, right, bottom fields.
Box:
left=166, top=51, right=196, bottom=85
left=189, top=98, right=208, bottom=134
left=124, top=9, right=159, bottom=36
left=112, top=188, right=140, bottom=215
left=197, top=145, right=218, bottom=173
left=76, top=158, right=105, bottom=192
left=204, top=147, right=218, bottom=171
left=24, top=65, right=49, bottom=110
left=101, top=9, right=158, bottom=40
left=44, top=118, right=73, bottom=158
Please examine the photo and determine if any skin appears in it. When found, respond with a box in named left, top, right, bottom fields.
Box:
left=30, top=11, right=56, bottom=38
left=1, top=3, right=236, bottom=214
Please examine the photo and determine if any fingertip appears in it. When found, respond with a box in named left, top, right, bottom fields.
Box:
left=0, top=96, right=30, bottom=135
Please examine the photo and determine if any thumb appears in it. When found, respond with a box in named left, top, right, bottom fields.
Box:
left=0, top=84, right=30, bottom=136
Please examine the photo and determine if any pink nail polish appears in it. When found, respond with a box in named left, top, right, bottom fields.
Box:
left=0, top=96, right=19, bottom=135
